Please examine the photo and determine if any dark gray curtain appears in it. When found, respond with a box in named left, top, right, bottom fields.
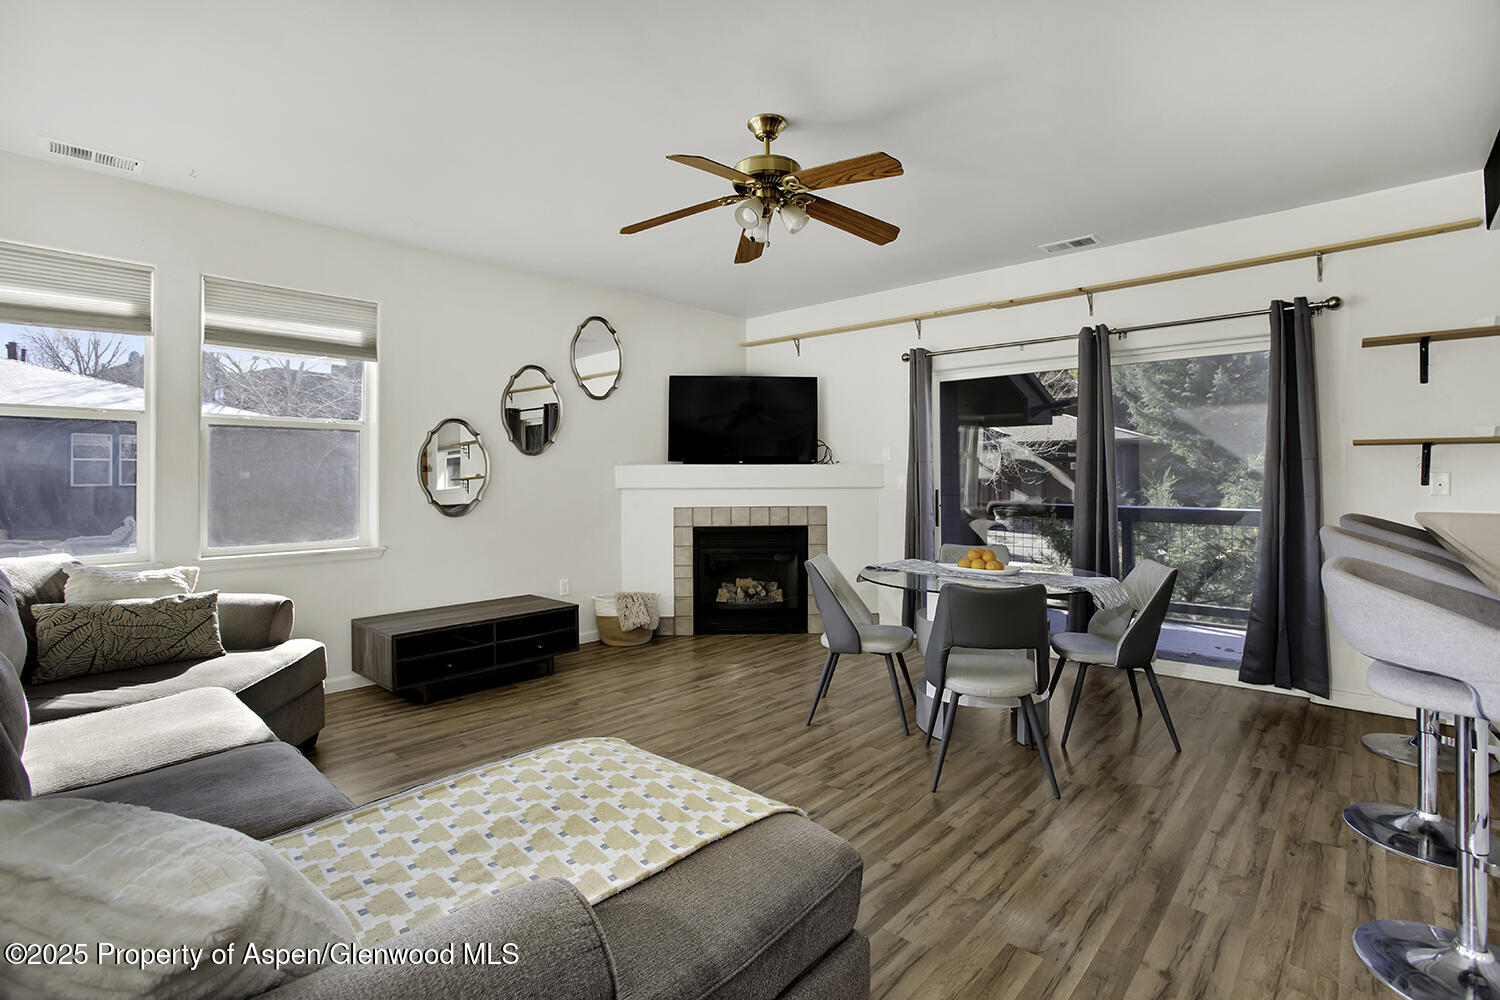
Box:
left=903, top=347, right=936, bottom=627
left=1070, top=325, right=1119, bottom=630
left=1241, top=298, right=1329, bottom=696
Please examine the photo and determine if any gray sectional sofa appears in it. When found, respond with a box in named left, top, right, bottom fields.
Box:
left=0, top=554, right=327, bottom=748
left=0, top=560, right=871, bottom=998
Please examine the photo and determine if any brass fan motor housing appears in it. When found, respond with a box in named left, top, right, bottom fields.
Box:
left=733, top=154, right=801, bottom=178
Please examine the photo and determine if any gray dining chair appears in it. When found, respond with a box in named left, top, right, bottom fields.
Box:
left=914, top=544, right=1015, bottom=655
left=1322, top=556, right=1500, bottom=998
left=923, top=583, right=1058, bottom=797
left=1046, top=560, right=1180, bottom=752
left=805, top=554, right=917, bottom=734
left=1339, top=512, right=1460, bottom=564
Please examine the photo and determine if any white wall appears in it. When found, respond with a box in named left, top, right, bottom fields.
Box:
left=745, top=172, right=1500, bottom=716
left=0, top=151, right=746, bottom=690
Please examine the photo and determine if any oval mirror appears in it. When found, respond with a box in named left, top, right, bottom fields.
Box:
left=571, top=316, right=621, bottom=399
left=502, top=365, right=562, bottom=455
left=419, top=418, right=488, bottom=516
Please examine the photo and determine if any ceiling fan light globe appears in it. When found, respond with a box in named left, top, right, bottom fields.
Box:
left=780, top=204, right=809, bottom=234
left=750, top=218, right=772, bottom=244
left=734, top=196, right=765, bottom=230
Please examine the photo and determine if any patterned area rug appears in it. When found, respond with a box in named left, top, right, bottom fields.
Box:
left=270, top=738, right=799, bottom=944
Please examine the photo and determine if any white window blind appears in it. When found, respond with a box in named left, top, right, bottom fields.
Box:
left=202, top=276, right=378, bottom=362
left=0, top=240, right=153, bottom=335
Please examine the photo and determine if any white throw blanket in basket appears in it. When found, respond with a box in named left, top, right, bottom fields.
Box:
left=614, top=591, right=659, bottom=632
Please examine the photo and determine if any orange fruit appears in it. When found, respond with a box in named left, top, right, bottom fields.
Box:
left=957, top=558, right=971, bottom=568
left=984, top=560, right=1001, bottom=570
left=966, top=549, right=981, bottom=561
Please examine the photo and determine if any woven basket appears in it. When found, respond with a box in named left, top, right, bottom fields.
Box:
left=594, top=595, right=653, bottom=647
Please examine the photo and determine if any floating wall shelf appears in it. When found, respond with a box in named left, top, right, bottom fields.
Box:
left=1352, top=436, right=1500, bottom=485
left=1361, top=324, right=1500, bottom=383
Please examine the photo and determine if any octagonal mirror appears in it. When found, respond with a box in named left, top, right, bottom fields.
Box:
left=419, top=418, right=488, bottom=516
left=571, top=315, right=621, bottom=399
left=503, top=364, right=562, bottom=455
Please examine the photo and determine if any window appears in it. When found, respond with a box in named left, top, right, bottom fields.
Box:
left=70, top=432, right=113, bottom=486
left=0, top=240, right=152, bottom=560
left=200, top=276, right=377, bottom=554
left=118, top=433, right=137, bottom=486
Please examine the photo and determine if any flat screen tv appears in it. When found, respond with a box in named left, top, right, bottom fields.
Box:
left=668, top=375, right=818, bottom=464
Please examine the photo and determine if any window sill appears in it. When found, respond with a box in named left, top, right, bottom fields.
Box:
left=197, top=544, right=387, bottom=571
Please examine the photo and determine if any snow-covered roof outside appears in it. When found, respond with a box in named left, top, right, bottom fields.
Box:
left=996, top=413, right=1151, bottom=443
left=0, top=359, right=257, bottom=415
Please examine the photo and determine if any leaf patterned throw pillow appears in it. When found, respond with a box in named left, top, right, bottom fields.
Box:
left=30, top=593, right=226, bottom=682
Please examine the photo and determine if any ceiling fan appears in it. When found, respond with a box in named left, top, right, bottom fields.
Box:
left=620, top=113, right=903, bottom=263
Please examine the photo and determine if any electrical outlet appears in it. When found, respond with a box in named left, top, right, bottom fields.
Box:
left=1431, top=471, right=1451, bottom=497
left=558, top=578, right=570, bottom=596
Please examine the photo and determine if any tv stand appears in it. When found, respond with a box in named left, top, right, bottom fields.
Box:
left=352, top=596, right=579, bottom=703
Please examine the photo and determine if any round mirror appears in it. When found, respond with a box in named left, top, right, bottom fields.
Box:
left=571, top=316, right=621, bottom=400
left=418, top=418, right=488, bottom=517
left=502, top=365, right=562, bottom=455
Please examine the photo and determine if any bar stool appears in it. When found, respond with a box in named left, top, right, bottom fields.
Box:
left=1320, top=526, right=1500, bottom=870
left=1321, top=525, right=1500, bottom=772
left=1339, top=512, right=1463, bottom=565
left=1323, top=556, right=1500, bottom=998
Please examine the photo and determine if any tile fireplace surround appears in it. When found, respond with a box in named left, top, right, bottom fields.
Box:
left=614, top=464, right=885, bottom=638
left=669, top=505, right=826, bottom=636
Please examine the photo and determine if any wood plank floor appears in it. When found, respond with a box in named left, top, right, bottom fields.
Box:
left=312, top=634, right=1492, bottom=1000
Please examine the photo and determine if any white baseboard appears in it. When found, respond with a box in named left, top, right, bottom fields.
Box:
left=1148, top=658, right=1408, bottom=720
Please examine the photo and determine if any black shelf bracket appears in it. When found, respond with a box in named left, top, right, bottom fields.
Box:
left=1420, top=442, right=1432, bottom=486
left=1419, top=336, right=1430, bottom=384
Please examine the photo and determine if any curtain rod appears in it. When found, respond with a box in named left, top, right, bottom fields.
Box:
left=741, top=216, right=1479, bottom=350
left=899, top=296, right=1341, bottom=362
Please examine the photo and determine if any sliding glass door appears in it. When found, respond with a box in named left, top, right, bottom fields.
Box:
left=937, top=367, right=1079, bottom=561
left=937, top=345, right=1269, bottom=664
left=1110, top=349, right=1268, bottom=628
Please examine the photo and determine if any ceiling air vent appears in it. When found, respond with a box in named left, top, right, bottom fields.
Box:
left=1038, top=234, right=1099, bottom=254
left=39, top=136, right=143, bottom=174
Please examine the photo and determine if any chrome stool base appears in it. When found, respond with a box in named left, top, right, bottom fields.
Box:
left=1344, top=803, right=1459, bottom=869
left=1354, top=920, right=1500, bottom=1000
left=1363, top=732, right=1499, bottom=774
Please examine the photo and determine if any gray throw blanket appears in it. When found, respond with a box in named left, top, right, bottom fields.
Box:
left=614, top=592, right=659, bottom=633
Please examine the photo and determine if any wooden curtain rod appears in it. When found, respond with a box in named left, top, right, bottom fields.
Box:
left=739, top=217, right=1482, bottom=349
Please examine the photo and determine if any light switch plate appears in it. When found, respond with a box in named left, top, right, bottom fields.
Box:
left=1431, top=472, right=1451, bottom=497
left=881, top=446, right=892, bottom=461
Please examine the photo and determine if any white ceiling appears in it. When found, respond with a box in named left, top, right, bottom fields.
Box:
left=2, top=1, right=1498, bottom=318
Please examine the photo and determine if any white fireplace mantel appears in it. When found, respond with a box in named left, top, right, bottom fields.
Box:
left=614, top=464, right=883, bottom=491
left=615, top=464, right=886, bottom=626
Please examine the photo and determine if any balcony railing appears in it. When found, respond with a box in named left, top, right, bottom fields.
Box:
left=980, top=501, right=1261, bottom=625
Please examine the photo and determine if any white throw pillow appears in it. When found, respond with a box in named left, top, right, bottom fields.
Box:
left=63, top=564, right=201, bottom=603
left=0, top=798, right=355, bottom=999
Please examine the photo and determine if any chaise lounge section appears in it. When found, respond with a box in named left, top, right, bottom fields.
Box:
left=0, top=555, right=327, bottom=748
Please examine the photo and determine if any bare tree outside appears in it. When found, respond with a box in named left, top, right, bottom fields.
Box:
left=202, top=349, right=363, bottom=420
left=20, top=325, right=140, bottom=383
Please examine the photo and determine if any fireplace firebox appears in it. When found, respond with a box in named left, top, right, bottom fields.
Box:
left=693, top=526, right=809, bottom=634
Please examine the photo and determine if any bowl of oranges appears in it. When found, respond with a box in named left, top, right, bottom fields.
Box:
left=951, top=549, right=1021, bottom=576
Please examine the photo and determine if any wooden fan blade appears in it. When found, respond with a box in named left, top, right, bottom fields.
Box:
left=734, top=232, right=765, bottom=264
left=621, top=196, right=742, bottom=235
left=805, top=197, right=900, bottom=245
left=667, top=154, right=755, bottom=184
left=786, top=152, right=902, bottom=191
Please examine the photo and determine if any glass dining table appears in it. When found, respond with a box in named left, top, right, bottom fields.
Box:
left=856, top=561, right=1120, bottom=739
